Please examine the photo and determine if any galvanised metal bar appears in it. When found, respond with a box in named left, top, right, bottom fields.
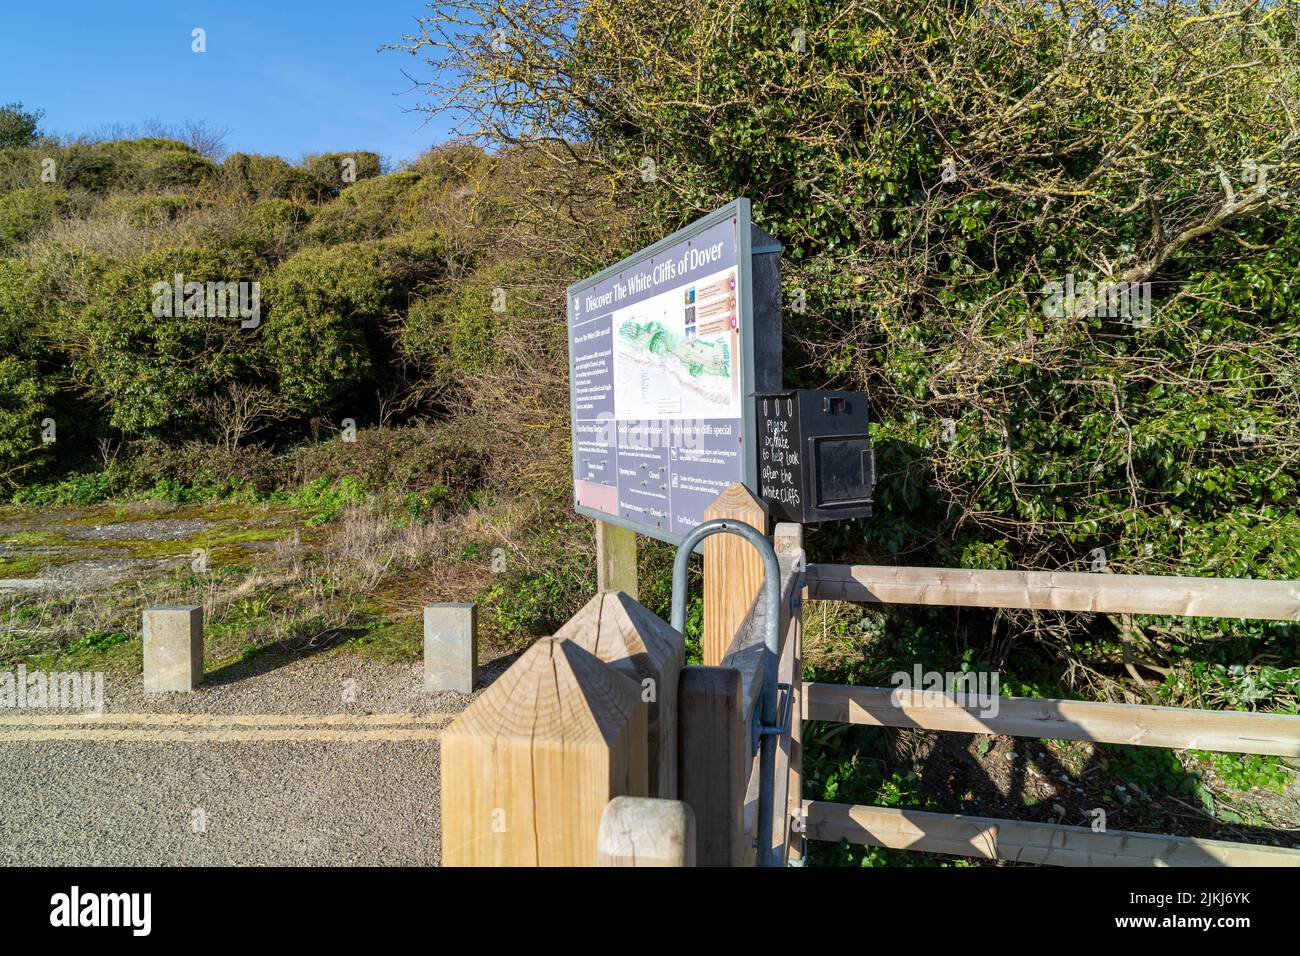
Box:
left=671, top=518, right=783, bottom=866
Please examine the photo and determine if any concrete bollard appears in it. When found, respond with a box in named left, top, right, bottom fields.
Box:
left=143, top=605, right=204, bottom=693
left=424, top=603, right=477, bottom=694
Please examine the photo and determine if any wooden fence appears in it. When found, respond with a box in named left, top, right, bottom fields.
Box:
left=440, top=484, right=1300, bottom=867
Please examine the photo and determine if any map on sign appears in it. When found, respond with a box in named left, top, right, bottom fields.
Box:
left=567, top=200, right=757, bottom=544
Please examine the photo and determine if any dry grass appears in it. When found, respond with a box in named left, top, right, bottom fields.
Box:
left=27, top=203, right=193, bottom=261
left=802, top=599, right=888, bottom=676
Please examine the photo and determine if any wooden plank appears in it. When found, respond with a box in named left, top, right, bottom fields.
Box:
left=803, top=801, right=1300, bottom=867
left=597, top=797, right=696, bottom=866
left=703, top=484, right=770, bottom=666
left=677, top=666, right=750, bottom=866
left=596, top=519, right=638, bottom=600
left=719, top=601, right=768, bottom=730
left=773, top=523, right=805, bottom=865
left=806, top=564, right=1300, bottom=621
left=557, top=591, right=685, bottom=798
left=440, top=636, right=648, bottom=866
left=802, top=684, right=1300, bottom=757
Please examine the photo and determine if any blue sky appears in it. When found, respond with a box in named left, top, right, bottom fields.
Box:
left=0, top=1, right=456, bottom=165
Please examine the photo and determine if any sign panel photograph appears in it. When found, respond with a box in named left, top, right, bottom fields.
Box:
left=567, top=200, right=758, bottom=544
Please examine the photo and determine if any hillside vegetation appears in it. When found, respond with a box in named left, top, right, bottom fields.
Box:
left=0, top=113, right=627, bottom=662
left=2, top=0, right=1299, bottom=861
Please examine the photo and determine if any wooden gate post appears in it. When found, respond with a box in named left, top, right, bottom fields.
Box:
left=441, top=636, right=648, bottom=866
left=556, top=591, right=685, bottom=799
left=702, top=483, right=770, bottom=666
left=677, top=666, right=750, bottom=865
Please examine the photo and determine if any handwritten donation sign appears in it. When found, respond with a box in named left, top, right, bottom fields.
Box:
left=758, top=393, right=801, bottom=515
left=567, top=200, right=760, bottom=544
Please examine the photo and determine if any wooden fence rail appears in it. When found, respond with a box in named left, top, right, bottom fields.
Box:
left=806, top=563, right=1300, bottom=620
left=803, top=684, right=1300, bottom=757
left=803, top=802, right=1300, bottom=867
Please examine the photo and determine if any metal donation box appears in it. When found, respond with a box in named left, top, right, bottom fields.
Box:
left=756, top=389, right=875, bottom=524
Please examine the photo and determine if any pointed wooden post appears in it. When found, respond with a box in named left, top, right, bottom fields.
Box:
left=702, top=483, right=770, bottom=665
left=556, top=591, right=685, bottom=798
left=440, top=636, right=648, bottom=866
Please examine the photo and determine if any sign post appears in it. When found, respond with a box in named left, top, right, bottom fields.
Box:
left=595, top=518, right=638, bottom=599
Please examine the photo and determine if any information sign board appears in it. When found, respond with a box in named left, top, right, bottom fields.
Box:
left=567, top=199, right=759, bottom=544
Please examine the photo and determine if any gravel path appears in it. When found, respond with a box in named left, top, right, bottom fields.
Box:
left=0, top=651, right=509, bottom=866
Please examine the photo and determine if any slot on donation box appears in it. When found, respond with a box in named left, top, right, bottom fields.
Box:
left=756, top=389, right=875, bottom=524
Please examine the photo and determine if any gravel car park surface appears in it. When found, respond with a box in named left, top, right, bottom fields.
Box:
left=0, top=651, right=510, bottom=866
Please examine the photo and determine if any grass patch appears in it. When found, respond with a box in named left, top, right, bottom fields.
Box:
left=27, top=630, right=141, bottom=673
left=344, top=616, right=423, bottom=662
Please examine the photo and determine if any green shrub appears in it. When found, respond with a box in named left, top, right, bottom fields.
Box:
left=302, top=151, right=382, bottom=190
left=400, top=259, right=540, bottom=380
left=262, top=243, right=390, bottom=413
left=245, top=197, right=312, bottom=254
left=408, top=143, right=493, bottom=183
left=58, top=139, right=213, bottom=193
left=10, top=469, right=120, bottom=506
left=0, top=103, right=43, bottom=149
left=0, top=147, right=38, bottom=193
left=303, top=171, right=422, bottom=244
left=198, top=197, right=313, bottom=261
left=52, top=143, right=119, bottom=194
left=0, top=257, right=41, bottom=353
left=283, top=475, right=370, bottom=525
left=0, top=187, right=67, bottom=253
left=120, top=438, right=285, bottom=498
left=56, top=247, right=269, bottom=434
left=290, top=423, right=484, bottom=497
left=250, top=197, right=311, bottom=233
left=220, top=152, right=325, bottom=202
left=0, top=355, right=56, bottom=486
left=102, top=139, right=213, bottom=190
left=101, top=193, right=193, bottom=226
left=403, top=290, right=496, bottom=385
left=478, top=522, right=594, bottom=642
